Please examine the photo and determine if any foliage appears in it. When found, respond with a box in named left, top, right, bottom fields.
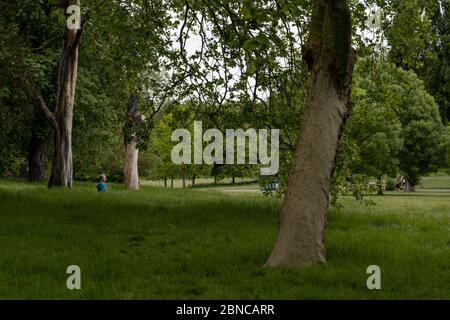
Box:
left=385, top=178, right=396, bottom=191
left=0, top=0, right=448, bottom=191
left=380, top=0, right=450, bottom=123
left=339, top=59, right=445, bottom=188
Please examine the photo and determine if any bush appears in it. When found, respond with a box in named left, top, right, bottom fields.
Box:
left=385, top=178, right=396, bottom=191
left=107, top=171, right=124, bottom=183
left=74, top=170, right=124, bottom=183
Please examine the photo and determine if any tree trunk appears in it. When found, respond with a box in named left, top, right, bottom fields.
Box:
left=404, top=179, right=415, bottom=192
left=48, top=120, right=74, bottom=187
left=124, top=93, right=140, bottom=190
left=124, top=140, right=139, bottom=189
left=19, top=164, right=28, bottom=180
left=182, top=178, right=186, bottom=188
left=28, top=129, right=45, bottom=182
left=192, top=174, right=196, bottom=187
left=266, top=0, right=355, bottom=267
left=164, top=177, right=167, bottom=188
left=45, top=1, right=81, bottom=188
left=171, top=177, right=174, bottom=188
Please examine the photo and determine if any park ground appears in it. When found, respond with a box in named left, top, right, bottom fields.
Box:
left=0, top=177, right=448, bottom=299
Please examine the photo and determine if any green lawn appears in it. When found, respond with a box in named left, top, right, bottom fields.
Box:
left=419, top=176, right=450, bottom=189
left=0, top=180, right=448, bottom=299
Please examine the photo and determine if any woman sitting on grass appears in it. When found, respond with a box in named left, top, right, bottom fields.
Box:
left=97, top=174, right=107, bottom=192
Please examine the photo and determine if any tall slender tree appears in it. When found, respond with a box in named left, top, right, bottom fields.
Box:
left=124, top=92, right=141, bottom=189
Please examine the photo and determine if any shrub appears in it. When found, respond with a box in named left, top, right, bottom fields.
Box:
left=385, top=178, right=396, bottom=191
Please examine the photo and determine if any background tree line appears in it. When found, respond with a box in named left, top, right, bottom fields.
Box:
left=0, top=0, right=448, bottom=191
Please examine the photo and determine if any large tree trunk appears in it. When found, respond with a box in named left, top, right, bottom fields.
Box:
left=48, top=118, right=74, bottom=187
left=266, top=0, right=355, bottom=267
left=123, top=93, right=140, bottom=190
left=30, top=1, right=81, bottom=188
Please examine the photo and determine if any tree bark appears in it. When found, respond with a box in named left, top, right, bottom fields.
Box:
left=124, top=140, right=139, bottom=189
left=124, top=93, right=140, bottom=190
left=266, top=0, right=355, bottom=267
left=36, top=1, right=81, bottom=188
left=404, top=179, right=415, bottom=192
left=48, top=118, right=74, bottom=188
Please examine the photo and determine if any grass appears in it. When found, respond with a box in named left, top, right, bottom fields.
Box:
left=419, top=176, right=450, bottom=189
left=0, top=179, right=448, bottom=299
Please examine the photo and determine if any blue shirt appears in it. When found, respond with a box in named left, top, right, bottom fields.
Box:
left=97, top=182, right=107, bottom=192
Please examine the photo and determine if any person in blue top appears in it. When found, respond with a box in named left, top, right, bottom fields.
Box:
left=97, top=174, right=107, bottom=192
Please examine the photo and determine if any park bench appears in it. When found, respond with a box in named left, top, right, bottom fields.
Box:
left=261, top=180, right=280, bottom=192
